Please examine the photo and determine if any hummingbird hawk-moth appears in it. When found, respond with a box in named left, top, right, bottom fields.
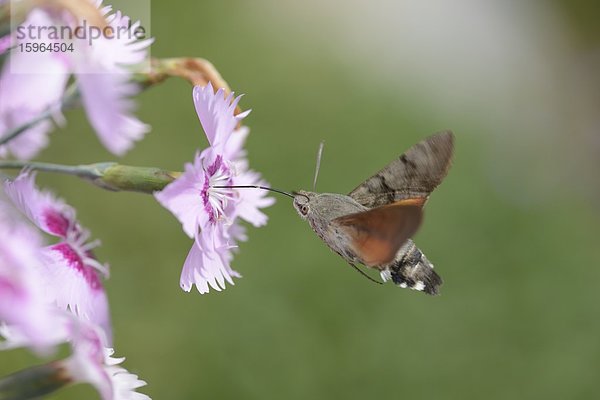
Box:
left=217, top=131, right=454, bottom=295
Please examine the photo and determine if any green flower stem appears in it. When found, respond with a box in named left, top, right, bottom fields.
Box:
left=0, top=161, right=180, bottom=194
left=0, top=84, right=80, bottom=147
left=0, top=160, right=100, bottom=178
left=0, top=362, right=71, bottom=400
left=97, top=164, right=180, bottom=193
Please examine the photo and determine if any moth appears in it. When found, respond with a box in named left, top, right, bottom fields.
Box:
left=217, top=131, right=454, bottom=295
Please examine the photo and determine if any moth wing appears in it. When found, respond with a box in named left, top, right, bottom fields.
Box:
left=333, top=200, right=424, bottom=267
left=348, top=131, right=454, bottom=208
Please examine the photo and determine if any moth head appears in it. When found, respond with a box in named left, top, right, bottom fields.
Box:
left=292, top=190, right=314, bottom=219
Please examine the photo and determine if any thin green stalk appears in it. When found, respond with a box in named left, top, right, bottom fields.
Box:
left=0, top=161, right=179, bottom=194
left=0, top=160, right=104, bottom=179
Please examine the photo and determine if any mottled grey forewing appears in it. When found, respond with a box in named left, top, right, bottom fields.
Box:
left=348, top=131, right=454, bottom=208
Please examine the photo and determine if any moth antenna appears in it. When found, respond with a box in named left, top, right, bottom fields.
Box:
left=349, top=263, right=383, bottom=285
left=312, top=141, right=325, bottom=192
left=212, top=185, right=294, bottom=199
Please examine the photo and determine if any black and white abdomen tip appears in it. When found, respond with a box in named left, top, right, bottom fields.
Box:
left=380, top=240, right=442, bottom=295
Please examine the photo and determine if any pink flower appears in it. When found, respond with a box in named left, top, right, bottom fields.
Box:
left=179, top=223, right=241, bottom=293
left=3, top=172, right=112, bottom=341
left=0, top=10, right=69, bottom=160
left=0, top=311, right=148, bottom=399
left=155, top=84, right=274, bottom=293
left=74, top=7, right=153, bottom=155
left=0, top=202, right=63, bottom=354
left=0, top=3, right=153, bottom=159
left=62, top=320, right=149, bottom=400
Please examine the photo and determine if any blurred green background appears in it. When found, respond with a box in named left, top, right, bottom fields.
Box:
left=2, top=0, right=600, bottom=399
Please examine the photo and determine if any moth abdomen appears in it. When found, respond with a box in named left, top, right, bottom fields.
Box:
left=380, top=240, right=442, bottom=295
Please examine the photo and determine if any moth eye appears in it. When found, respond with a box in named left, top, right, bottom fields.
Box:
left=301, top=205, right=309, bottom=215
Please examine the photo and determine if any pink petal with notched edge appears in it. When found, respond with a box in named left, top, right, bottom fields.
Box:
left=233, top=169, right=276, bottom=227
left=64, top=321, right=112, bottom=400
left=227, top=126, right=250, bottom=158
left=227, top=220, right=248, bottom=244
left=180, top=226, right=240, bottom=293
left=154, top=155, right=207, bottom=238
left=193, top=83, right=250, bottom=148
left=63, top=319, right=149, bottom=400
left=222, top=126, right=250, bottom=172
left=3, top=172, right=76, bottom=238
left=78, top=10, right=153, bottom=72
left=0, top=210, right=61, bottom=354
left=71, top=7, right=153, bottom=156
left=76, top=73, right=149, bottom=156
left=41, top=244, right=112, bottom=344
